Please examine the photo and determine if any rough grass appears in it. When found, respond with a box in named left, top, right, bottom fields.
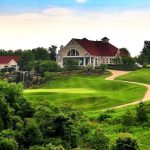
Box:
left=88, top=101, right=150, bottom=150
left=24, top=74, right=147, bottom=112
left=116, top=69, right=150, bottom=84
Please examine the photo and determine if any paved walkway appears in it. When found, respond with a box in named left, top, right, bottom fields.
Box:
left=105, top=70, right=150, bottom=109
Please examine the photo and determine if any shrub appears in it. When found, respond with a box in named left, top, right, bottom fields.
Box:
left=112, top=133, right=139, bottom=150
left=97, top=112, right=111, bottom=122
left=136, top=102, right=148, bottom=123
left=64, top=59, right=78, bottom=71
left=90, top=128, right=109, bottom=150
left=29, top=145, right=45, bottom=150
left=29, top=144, right=65, bottom=150
left=107, top=64, right=139, bottom=71
left=0, top=137, right=18, bottom=150
left=122, top=110, right=135, bottom=126
left=44, top=71, right=55, bottom=82
left=33, top=60, right=59, bottom=75
left=113, top=57, right=121, bottom=65
left=99, top=64, right=107, bottom=72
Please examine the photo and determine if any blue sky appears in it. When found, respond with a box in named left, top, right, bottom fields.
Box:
left=1, top=0, right=150, bottom=13
left=0, top=0, right=150, bottom=56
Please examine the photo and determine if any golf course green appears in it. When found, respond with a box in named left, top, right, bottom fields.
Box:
left=24, top=73, right=147, bottom=112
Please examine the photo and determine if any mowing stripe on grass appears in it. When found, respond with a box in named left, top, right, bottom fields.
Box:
left=24, top=88, right=97, bottom=94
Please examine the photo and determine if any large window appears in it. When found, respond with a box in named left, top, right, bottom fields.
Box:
left=67, top=49, right=79, bottom=56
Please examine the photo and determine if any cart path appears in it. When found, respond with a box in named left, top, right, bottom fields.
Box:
left=105, top=70, right=150, bottom=109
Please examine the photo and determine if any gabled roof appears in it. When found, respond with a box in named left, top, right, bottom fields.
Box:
left=0, top=56, right=20, bottom=64
left=74, top=38, right=118, bottom=56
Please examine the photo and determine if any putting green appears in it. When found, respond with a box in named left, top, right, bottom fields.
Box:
left=24, top=88, right=97, bottom=94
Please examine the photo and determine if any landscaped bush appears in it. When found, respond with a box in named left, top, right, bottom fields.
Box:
left=1, top=67, right=16, bottom=73
left=44, top=71, right=56, bottom=83
left=112, top=133, right=139, bottom=150
left=64, top=59, right=79, bottom=71
left=99, top=64, right=107, bottom=72
left=32, top=60, right=59, bottom=75
left=107, top=64, right=139, bottom=71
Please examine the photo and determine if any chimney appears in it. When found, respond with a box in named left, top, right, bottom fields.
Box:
left=101, top=37, right=110, bottom=43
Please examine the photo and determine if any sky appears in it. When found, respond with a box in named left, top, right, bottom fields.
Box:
left=0, top=0, right=150, bottom=56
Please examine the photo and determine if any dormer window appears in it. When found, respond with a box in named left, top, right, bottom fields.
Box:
left=67, top=49, right=79, bottom=56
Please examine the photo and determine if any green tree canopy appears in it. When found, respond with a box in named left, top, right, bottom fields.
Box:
left=49, top=45, right=57, bottom=61
left=138, top=41, right=150, bottom=64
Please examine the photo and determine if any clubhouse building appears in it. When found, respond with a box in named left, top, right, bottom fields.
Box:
left=57, top=37, right=125, bottom=68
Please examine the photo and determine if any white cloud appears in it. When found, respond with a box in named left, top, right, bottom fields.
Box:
left=76, top=0, right=88, bottom=4
left=0, top=7, right=150, bottom=56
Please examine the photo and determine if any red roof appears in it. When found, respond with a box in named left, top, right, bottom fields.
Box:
left=0, top=56, right=20, bottom=64
left=74, top=38, right=118, bottom=56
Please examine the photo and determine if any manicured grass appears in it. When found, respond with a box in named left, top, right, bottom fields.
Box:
left=24, top=74, right=147, bottom=112
left=116, top=69, right=150, bottom=84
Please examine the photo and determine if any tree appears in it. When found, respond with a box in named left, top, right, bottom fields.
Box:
left=137, top=41, right=150, bottom=64
left=119, top=48, right=130, bottom=57
left=49, top=45, right=57, bottom=61
left=140, top=41, right=150, bottom=63
left=90, top=128, right=109, bottom=150
left=32, top=47, right=49, bottom=60
left=113, top=133, right=139, bottom=150
left=0, top=97, right=12, bottom=130
left=19, top=50, right=34, bottom=71
left=122, top=56, right=135, bottom=66
left=17, top=119, right=43, bottom=148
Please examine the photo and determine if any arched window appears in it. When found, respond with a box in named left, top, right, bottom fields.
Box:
left=67, top=49, right=79, bottom=56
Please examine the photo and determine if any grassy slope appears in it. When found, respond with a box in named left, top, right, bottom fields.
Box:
left=116, top=69, right=150, bottom=84
left=24, top=70, right=150, bottom=149
left=92, top=101, right=150, bottom=150
left=24, top=73, right=146, bottom=112
left=95, top=69, right=150, bottom=150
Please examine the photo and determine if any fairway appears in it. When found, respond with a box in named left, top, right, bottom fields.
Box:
left=116, top=69, right=150, bottom=84
left=24, top=74, right=147, bottom=112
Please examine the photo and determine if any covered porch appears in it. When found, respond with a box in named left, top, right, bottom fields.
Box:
left=63, top=56, right=99, bottom=67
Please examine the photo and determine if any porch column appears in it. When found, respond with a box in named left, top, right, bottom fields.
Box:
left=89, top=57, right=92, bottom=65
left=93, top=58, right=95, bottom=67
left=83, top=57, right=86, bottom=66
left=61, top=57, right=64, bottom=68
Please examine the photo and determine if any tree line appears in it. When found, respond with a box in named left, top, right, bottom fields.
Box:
left=0, top=46, right=57, bottom=71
